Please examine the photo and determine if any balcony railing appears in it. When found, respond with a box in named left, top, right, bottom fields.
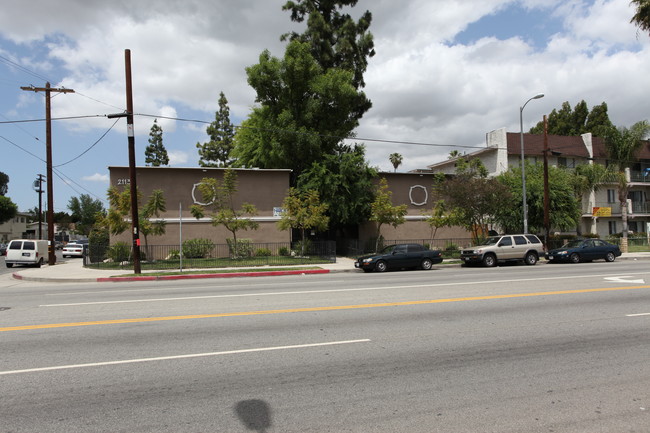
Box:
left=582, top=201, right=650, bottom=215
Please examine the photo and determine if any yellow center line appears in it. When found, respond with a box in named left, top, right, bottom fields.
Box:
left=2, top=285, right=649, bottom=332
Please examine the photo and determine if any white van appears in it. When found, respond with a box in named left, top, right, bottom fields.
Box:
left=5, top=239, right=48, bottom=268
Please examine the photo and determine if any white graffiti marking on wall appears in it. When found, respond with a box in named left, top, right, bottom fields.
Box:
left=409, top=185, right=428, bottom=206
left=191, top=183, right=217, bottom=206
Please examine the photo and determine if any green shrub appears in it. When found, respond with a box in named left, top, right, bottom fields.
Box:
left=182, top=238, right=214, bottom=259
left=167, top=249, right=180, bottom=260
left=227, top=238, right=253, bottom=258
left=255, top=247, right=272, bottom=257
left=108, top=242, right=131, bottom=262
left=292, top=239, right=313, bottom=256
left=445, top=243, right=459, bottom=251
left=278, top=246, right=290, bottom=256
left=88, top=228, right=109, bottom=262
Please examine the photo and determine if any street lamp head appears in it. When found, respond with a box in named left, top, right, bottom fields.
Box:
left=532, top=93, right=544, bottom=100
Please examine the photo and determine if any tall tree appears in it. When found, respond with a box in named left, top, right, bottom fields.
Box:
left=297, top=144, right=377, bottom=237
left=0, top=196, right=18, bottom=225
left=281, top=0, right=375, bottom=92
left=529, top=101, right=613, bottom=137
left=144, top=119, right=169, bottom=167
left=197, top=92, right=235, bottom=167
left=277, top=188, right=329, bottom=254
left=0, top=171, right=8, bottom=196
left=435, top=159, right=510, bottom=243
left=232, top=41, right=363, bottom=176
left=630, top=0, right=650, bottom=36
left=369, top=178, right=407, bottom=252
left=190, top=169, right=259, bottom=255
left=68, top=194, right=106, bottom=236
left=495, top=163, right=580, bottom=235
left=102, top=187, right=167, bottom=258
left=389, top=153, right=403, bottom=172
left=603, top=120, right=650, bottom=251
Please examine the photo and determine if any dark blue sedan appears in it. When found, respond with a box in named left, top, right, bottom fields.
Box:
left=546, top=239, right=621, bottom=263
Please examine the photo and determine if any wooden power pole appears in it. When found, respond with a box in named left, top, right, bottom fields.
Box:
left=21, top=83, right=75, bottom=265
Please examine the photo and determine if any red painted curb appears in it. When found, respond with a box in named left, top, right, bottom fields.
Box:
left=97, top=269, right=329, bottom=282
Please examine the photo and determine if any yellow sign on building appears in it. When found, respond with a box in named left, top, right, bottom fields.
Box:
left=592, top=207, right=612, bottom=217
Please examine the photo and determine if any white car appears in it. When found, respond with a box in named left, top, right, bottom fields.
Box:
left=62, top=243, right=85, bottom=258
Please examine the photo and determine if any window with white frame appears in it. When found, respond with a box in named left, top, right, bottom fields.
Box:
left=607, top=189, right=616, bottom=203
left=608, top=221, right=617, bottom=235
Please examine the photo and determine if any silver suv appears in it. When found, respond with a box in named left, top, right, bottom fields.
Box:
left=460, top=234, right=544, bottom=267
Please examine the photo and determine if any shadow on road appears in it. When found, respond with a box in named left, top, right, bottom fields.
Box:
left=235, top=399, right=272, bottom=432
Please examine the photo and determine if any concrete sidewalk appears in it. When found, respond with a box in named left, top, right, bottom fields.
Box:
left=10, top=256, right=359, bottom=283
left=9, top=252, right=650, bottom=283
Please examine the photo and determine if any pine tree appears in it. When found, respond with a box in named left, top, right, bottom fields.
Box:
left=144, top=119, right=169, bottom=166
left=197, top=92, right=235, bottom=167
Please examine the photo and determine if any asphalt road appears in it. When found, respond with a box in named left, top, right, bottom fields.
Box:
left=1, top=261, right=649, bottom=432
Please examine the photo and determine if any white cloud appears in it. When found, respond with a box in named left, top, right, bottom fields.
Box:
left=168, top=150, right=189, bottom=166
left=82, top=173, right=109, bottom=183
left=2, top=0, right=649, bottom=209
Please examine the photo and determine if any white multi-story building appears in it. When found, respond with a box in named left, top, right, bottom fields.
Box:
left=424, top=127, right=650, bottom=238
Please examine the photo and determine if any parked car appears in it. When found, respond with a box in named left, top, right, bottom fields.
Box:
left=4, top=239, right=48, bottom=268
left=62, top=243, right=85, bottom=258
left=460, top=234, right=544, bottom=267
left=355, top=243, right=443, bottom=273
left=546, top=238, right=621, bottom=263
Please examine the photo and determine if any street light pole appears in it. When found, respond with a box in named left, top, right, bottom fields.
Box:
left=520, top=93, right=544, bottom=234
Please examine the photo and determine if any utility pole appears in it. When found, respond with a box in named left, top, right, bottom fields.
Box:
left=21, top=83, right=75, bottom=265
left=543, top=115, right=550, bottom=248
left=33, top=174, right=45, bottom=239
left=125, top=49, right=142, bottom=274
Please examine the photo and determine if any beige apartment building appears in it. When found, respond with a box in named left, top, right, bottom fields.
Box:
left=108, top=166, right=469, bottom=248
left=425, top=127, right=650, bottom=238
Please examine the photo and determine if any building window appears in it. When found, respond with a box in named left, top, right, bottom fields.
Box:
left=629, top=221, right=639, bottom=233
left=607, top=189, right=616, bottom=203
left=608, top=221, right=617, bottom=235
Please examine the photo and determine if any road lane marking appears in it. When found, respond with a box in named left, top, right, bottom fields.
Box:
left=4, top=284, right=650, bottom=332
left=605, top=276, right=645, bottom=284
left=39, top=272, right=650, bottom=307
left=627, top=313, right=650, bottom=317
left=0, top=339, right=371, bottom=376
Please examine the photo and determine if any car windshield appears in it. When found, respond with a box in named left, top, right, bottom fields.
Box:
left=563, top=240, right=585, bottom=248
left=483, top=236, right=501, bottom=246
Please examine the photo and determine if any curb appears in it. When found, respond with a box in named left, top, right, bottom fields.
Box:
left=96, top=269, right=330, bottom=282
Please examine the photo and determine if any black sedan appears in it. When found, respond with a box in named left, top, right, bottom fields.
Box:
left=546, top=239, right=621, bottom=263
left=355, top=243, right=443, bottom=272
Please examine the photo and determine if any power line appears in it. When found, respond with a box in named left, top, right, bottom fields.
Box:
left=54, top=118, right=120, bottom=167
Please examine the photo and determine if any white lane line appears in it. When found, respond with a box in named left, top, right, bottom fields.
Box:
left=627, top=313, right=650, bottom=317
left=0, top=339, right=371, bottom=376
left=45, top=280, right=347, bottom=296
left=41, top=271, right=650, bottom=307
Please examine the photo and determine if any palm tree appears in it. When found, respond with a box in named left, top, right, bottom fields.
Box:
left=603, top=120, right=650, bottom=252
left=573, top=163, right=614, bottom=235
left=630, top=0, right=650, bottom=36
left=389, top=153, right=403, bottom=172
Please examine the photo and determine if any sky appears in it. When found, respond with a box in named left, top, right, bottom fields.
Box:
left=0, top=0, right=648, bottom=214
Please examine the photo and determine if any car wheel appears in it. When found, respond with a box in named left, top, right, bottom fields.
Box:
left=569, top=253, right=581, bottom=264
left=482, top=254, right=497, bottom=267
left=421, top=258, right=433, bottom=270
left=6, top=263, right=13, bottom=268
left=375, top=260, right=388, bottom=272
left=605, top=251, right=616, bottom=262
left=34, top=258, right=42, bottom=268
left=524, top=252, right=538, bottom=265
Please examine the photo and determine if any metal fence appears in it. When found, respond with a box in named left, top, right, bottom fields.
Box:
left=345, top=238, right=475, bottom=259
left=84, top=240, right=336, bottom=271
